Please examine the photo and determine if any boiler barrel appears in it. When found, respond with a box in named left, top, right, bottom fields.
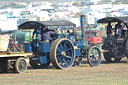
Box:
left=75, top=40, right=85, bottom=50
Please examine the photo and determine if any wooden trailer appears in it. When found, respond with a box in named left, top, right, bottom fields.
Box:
left=0, top=52, right=32, bottom=74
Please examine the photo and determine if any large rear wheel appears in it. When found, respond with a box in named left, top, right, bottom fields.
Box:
left=50, top=38, right=75, bottom=69
left=104, top=53, right=121, bottom=63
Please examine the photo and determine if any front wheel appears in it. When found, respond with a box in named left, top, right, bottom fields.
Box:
left=87, top=46, right=101, bottom=67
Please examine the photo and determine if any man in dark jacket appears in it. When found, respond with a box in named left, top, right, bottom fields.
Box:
left=32, top=26, right=43, bottom=41
left=41, top=29, right=56, bottom=41
left=106, top=22, right=113, bottom=37
left=32, top=27, right=56, bottom=41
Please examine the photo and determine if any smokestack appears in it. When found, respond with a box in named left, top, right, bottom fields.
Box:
left=80, top=15, right=85, bottom=39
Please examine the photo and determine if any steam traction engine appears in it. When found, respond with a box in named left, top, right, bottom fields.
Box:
left=19, top=15, right=101, bottom=69
left=97, top=17, right=128, bottom=63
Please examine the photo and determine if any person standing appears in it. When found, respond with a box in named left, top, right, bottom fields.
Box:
left=106, top=22, right=113, bottom=37
left=32, top=26, right=43, bottom=52
left=115, top=21, right=122, bottom=38
left=32, top=26, right=43, bottom=41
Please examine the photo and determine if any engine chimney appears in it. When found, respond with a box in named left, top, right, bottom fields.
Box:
left=80, top=15, right=85, bottom=40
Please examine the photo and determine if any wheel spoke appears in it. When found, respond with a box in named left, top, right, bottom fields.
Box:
left=63, top=43, right=67, bottom=51
left=94, top=57, right=98, bottom=63
left=89, top=55, right=93, bottom=60
left=57, top=56, right=62, bottom=62
left=91, top=57, right=98, bottom=64
left=90, top=51, right=94, bottom=55
left=90, top=55, right=99, bottom=65
left=90, top=55, right=94, bottom=58
left=91, top=50, right=98, bottom=56
left=65, top=48, right=72, bottom=52
left=57, top=48, right=62, bottom=52
left=56, top=53, right=61, bottom=56
left=60, top=43, right=63, bottom=51
left=94, top=53, right=98, bottom=56
left=65, top=55, right=71, bottom=59
left=91, top=58, right=94, bottom=62
left=63, top=58, right=68, bottom=65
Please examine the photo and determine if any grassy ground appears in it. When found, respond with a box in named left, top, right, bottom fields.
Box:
left=0, top=57, right=128, bottom=85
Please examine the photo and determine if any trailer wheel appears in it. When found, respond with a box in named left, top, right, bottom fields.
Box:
left=15, top=58, right=27, bottom=74
left=50, top=38, right=75, bottom=69
left=104, top=53, right=121, bottom=63
left=30, top=58, right=50, bottom=69
left=87, top=46, right=101, bottom=67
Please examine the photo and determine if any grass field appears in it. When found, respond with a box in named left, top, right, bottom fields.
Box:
left=0, top=58, right=128, bottom=85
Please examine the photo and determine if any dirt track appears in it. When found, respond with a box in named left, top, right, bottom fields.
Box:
left=0, top=57, right=128, bottom=85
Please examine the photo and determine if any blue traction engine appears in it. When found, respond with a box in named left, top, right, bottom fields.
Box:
left=20, top=15, right=101, bottom=69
